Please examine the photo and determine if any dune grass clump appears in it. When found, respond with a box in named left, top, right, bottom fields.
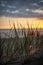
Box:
left=0, top=20, right=42, bottom=63
left=5, top=21, right=41, bottom=58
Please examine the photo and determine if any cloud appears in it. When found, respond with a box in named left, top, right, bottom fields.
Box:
left=1, top=3, right=16, bottom=9
left=1, top=3, right=5, bottom=7
left=5, top=9, right=19, bottom=14
left=38, top=7, right=43, bottom=10
left=25, top=8, right=43, bottom=15
left=25, top=8, right=30, bottom=12
left=31, top=3, right=39, bottom=7
left=32, top=9, right=43, bottom=14
left=14, top=10, right=19, bottom=13
left=6, top=10, right=11, bottom=13
left=7, top=5, right=16, bottom=8
left=0, top=0, right=7, bottom=4
left=39, top=0, right=43, bottom=3
left=0, top=0, right=7, bottom=7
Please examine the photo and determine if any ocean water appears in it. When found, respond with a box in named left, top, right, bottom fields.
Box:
left=0, top=29, right=43, bottom=38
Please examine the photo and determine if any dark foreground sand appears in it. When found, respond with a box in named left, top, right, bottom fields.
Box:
left=0, top=48, right=43, bottom=65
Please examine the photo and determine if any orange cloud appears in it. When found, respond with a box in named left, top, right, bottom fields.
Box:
left=0, top=16, right=43, bottom=29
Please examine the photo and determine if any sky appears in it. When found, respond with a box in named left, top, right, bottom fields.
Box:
left=0, top=0, right=43, bottom=17
left=0, top=0, right=43, bottom=29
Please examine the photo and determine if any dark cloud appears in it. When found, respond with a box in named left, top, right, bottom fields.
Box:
left=0, top=0, right=43, bottom=17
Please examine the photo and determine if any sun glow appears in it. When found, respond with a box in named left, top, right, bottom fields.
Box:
left=0, top=16, right=43, bottom=29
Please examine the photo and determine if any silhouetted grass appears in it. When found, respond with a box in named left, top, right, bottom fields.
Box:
left=0, top=20, right=43, bottom=64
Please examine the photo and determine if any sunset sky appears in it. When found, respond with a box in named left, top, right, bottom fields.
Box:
left=0, top=0, right=43, bottom=29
